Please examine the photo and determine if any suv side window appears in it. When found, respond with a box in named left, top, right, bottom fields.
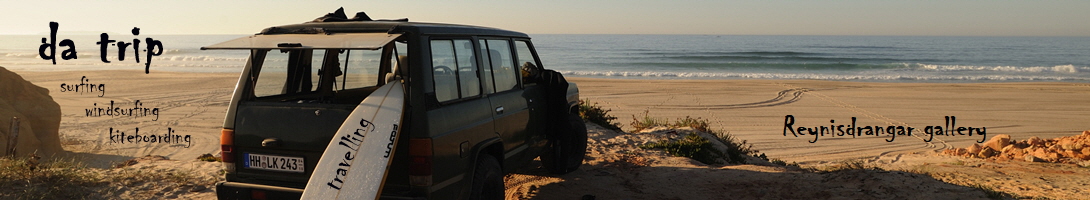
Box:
left=480, top=39, right=518, bottom=92
left=513, top=40, right=538, bottom=85
left=431, top=39, right=481, bottom=102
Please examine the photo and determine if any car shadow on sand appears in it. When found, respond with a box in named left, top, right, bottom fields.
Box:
left=505, top=158, right=999, bottom=200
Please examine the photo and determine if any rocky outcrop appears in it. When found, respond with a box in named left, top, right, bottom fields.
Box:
left=943, top=131, right=1090, bottom=167
left=0, top=67, right=63, bottom=159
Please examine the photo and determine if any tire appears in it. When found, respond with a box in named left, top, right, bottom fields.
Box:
left=469, top=154, right=504, bottom=200
left=540, top=114, right=589, bottom=174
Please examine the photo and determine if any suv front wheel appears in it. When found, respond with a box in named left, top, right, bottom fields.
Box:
left=540, top=114, right=588, bottom=174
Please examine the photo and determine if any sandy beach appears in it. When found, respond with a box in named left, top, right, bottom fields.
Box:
left=569, top=77, right=1090, bottom=164
left=16, top=70, right=1090, bottom=165
left=14, top=70, right=238, bottom=168
left=7, top=69, right=1090, bottom=199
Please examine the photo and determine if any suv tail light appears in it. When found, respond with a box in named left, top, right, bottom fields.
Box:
left=251, top=190, right=267, bottom=200
left=408, top=138, right=432, bottom=186
left=221, top=128, right=236, bottom=173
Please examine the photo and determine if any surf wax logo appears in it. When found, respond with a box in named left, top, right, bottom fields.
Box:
left=384, top=123, right=399, bottom=158
left=325, top=118, right=375, bottom=190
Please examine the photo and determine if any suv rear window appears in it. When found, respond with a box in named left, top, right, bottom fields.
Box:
left=251, top=49, right=384, bottom=99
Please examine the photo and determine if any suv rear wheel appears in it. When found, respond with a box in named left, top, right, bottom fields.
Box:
left=469, top=154, right=503, bottom=200
left=540, top=114, right=588, bottom=174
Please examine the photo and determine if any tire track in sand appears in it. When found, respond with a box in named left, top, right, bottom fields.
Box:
left=647, top=88, right=811, bottom=110
left=775, top=83, right=950, bottom=163
left=72, top=88, right=229, bottom=161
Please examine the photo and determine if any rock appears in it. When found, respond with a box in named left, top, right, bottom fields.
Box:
left=1083, top=130, right=1090, bottom=136
left=983, top=134, right=1011, bottom=152
left=1076, top=152, right=1090, bottom=160
left=1005, top=146, right=1025, bottom=159
left=1062, top=150, right=1078, bottom=159
left=1001, top=145, right=1015, bottom=153
left=1059, top=139, right=1077, bottom=150
left=943, top=148, right=970, bottom=156
left=1048, top=145, right=1062, bottom=152
left=966, top=144, right=982, bottom=155
left=1080, top=160, right=1090, bottom=168
left=1033, top=148, right=1049, bottom=159
left=0, top=67, right=63, bottom=160
left=1027, top=136, right=1045, bottom=147
left=1044, top=152, right=1060, bottom=161
left=953, top=148, right=967, bottom=156
left=1025, top=155, right=1044, bottom=162
left=978, top=147, right=998, bottom=158
left=1082, top=148, right=1090, bottom=158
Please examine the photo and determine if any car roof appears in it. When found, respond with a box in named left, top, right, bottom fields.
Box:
left=262, top=21, right=529, bottom=38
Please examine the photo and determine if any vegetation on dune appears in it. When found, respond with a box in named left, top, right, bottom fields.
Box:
left=0, top=156, right=217, bottom=200
left=639, top=133, right=726, bottom=164
left=0, top=157, right=103, bottom=200
left=629, top=110, right=760, bottom=165
left=576, top=99, right=622, bottom=131
left=628, top=110, right=667, bottom=133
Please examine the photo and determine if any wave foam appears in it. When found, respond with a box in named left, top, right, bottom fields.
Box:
left=916, top=64, right=1086, bottom=73
left=163, top=56, right=247, bottom=62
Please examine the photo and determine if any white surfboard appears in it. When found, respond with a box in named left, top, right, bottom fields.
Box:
left=302, top=81, right=405, bottom=200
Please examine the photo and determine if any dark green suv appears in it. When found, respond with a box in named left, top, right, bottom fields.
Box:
left=203, top=10, right=587, bottom=200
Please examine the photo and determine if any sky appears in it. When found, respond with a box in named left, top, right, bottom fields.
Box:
left=2, top=1, right=1089, bottom=36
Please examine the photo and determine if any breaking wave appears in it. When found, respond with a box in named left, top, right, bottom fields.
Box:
left=916, top=64, right=1085, bottom=74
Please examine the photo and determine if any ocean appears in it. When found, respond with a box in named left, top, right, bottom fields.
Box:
left=3, top=34, right=1088, bottom=82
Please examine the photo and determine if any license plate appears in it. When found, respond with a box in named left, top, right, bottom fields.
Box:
left=243, top=153, right=305, bottom=173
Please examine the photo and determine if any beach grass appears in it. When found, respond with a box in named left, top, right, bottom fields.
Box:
left=630, top=111, right=759, bottom=164
left=0, top=156, right=104, bottom=199
left=577, top=99, right=622, bottom=131
left=0, top=156, right=215, bottom=200
left=629, top=110, right=667, bottom=132
left=639, top=133, right=725, bottom=164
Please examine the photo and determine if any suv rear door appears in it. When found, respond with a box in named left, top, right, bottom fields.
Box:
left=424, top=38, right=495, bottom=196
left=231, top=49, right=364, bottom=187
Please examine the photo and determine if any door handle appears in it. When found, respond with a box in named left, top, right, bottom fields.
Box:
left=261, top=138, right=282, bottom=147
left=495, top=106, right=505, bottom=114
